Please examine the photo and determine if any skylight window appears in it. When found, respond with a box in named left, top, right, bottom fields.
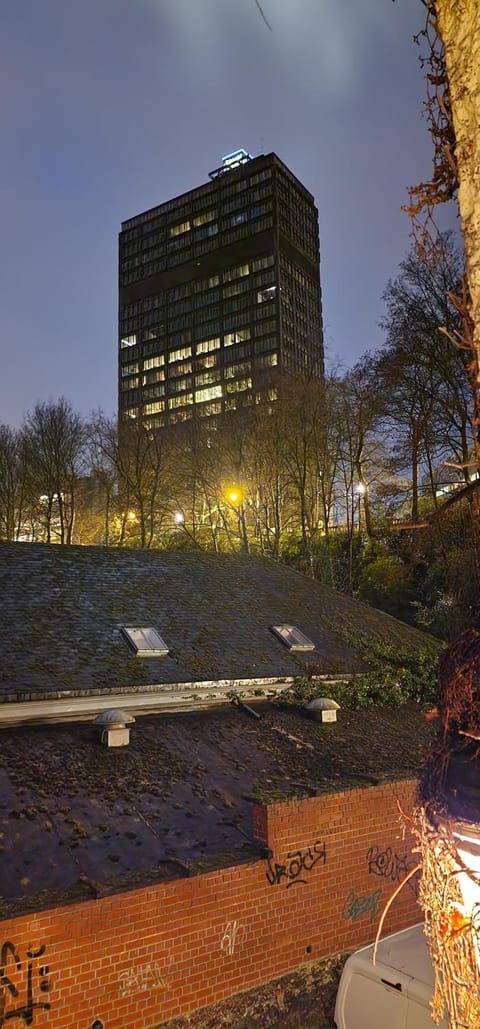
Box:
left=271, top=625, right=316, bottom=652
left=121, top=627, right=169, bottom=657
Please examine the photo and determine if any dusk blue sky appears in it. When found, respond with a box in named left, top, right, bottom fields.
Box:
left=1, top=0, right=455, bottom=428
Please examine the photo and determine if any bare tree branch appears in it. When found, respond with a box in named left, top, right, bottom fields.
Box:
left=253, top=0, right=273, bottom=32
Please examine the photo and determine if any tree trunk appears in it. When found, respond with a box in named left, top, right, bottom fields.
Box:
left=436, top=0, right=480, bottom=465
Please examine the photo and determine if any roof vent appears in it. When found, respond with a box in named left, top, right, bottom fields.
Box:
left=271, top=624, right=315, bottom=651
left=306, top=698, right=340, bottom=724
left=94, top=708, right=136, bottom=748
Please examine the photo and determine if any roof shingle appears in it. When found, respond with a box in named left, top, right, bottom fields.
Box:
left=0, top=543, right=437, bottom=698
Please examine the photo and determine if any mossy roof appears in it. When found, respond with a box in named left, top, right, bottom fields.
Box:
left=0, top=542, right=438, bottom=698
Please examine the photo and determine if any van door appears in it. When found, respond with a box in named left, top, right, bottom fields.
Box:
left=406, top=1001, right=443, bottom=1028
left=339, top=962, right=409, bottom=1029
left=406, top=982, right=448, bottom=1027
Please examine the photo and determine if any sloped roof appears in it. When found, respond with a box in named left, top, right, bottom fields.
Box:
left=0, top=543, right=437, bottom=699
left=0, top=702, right=434, bottom=916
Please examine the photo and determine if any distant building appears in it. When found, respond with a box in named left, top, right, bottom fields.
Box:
left=118, top=150, right=324, bottom=429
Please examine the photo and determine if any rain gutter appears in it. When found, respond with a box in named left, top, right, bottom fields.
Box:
left=0, top=675, right=353, bottom=727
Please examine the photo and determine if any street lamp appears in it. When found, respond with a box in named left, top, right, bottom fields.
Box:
left=225, top=486, right=244, bottom=507
left=354, top=481, right=366, bottom=533
left=223, top=485, right=248, bottom=552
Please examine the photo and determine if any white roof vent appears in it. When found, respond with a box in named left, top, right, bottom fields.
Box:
left=94, top=708, right=136, bottom=747
left=306, top=697, right=340, bottom=724
left=121, top=626, right=169, bottom=657
left=271, top=625, right=315, bottom=652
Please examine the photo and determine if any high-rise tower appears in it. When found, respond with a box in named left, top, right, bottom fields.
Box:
left=118, top=151, right=324, bottom=428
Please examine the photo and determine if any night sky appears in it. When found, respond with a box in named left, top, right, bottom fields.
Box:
left=0, top=0, right=454, bottom=428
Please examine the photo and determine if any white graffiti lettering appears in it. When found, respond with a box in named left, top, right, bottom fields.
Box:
left=118, top=962, right=165, bottom=997
left=220, top=920, right=245, bottom=957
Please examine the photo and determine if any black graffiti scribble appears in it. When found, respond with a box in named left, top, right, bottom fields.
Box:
left=266, top=839, right=326, bottom=888
left=0, top=942, right=21, bottom=997
left=0, top=942, right=50, bottom=1026
left=366, top=845, right=413, bottom=884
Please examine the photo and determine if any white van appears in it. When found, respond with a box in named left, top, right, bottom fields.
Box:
left=334, top=923, right=447, bottom=1028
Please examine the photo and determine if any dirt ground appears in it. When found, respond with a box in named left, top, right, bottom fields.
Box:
left=161, top=952, right=347, bottom=1028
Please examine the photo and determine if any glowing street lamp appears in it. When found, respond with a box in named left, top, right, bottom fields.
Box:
left=225, top=486, right=244, bottom=507
left=353, top=481, right=366, bottom=533
left=223, top=485, right=248, bottom=552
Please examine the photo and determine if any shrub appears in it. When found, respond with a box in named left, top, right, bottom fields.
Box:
left=278, top=647, right=441, bottom=711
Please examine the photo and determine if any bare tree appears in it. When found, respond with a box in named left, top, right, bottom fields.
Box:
left=0, top=426, right=23, bottom=541
left=167, top=419, right=227, bottom=551
left=86, top=413, right=119, bottom=545
left=405, top=4, right=480, bottom=476
left=93, top=415, right=174, bottom=548
left=378, top=235, right=473, bottom=521
left=334, top=357, right=385, bottom=540
left=21, top=399, right=87, bottom=544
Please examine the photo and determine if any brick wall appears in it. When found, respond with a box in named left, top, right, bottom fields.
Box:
left=0, top=780, right=420, bottom=1028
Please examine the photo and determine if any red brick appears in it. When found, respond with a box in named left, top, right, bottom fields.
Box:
left=0, top=779, right=420, bottom=1028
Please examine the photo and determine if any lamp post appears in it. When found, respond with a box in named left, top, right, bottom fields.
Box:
left=354, top=481, right=366, bottom=533
left=224, top=485, right=249, bottom=553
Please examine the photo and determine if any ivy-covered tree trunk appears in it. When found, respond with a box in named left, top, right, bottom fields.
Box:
left=435, top=0, right=480, bottom=463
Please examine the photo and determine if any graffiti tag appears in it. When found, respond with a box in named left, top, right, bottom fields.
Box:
left=367, top=845, right=413, bottom=884
left=341, top=889, right=382, bottom=924
left=118, top=962, right=165, bottom=997
left=266, top=839, right=326, bottom=889
left=0, top=942, right=51, bottom=1026
left=220, top=921, right=245, bottom=957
